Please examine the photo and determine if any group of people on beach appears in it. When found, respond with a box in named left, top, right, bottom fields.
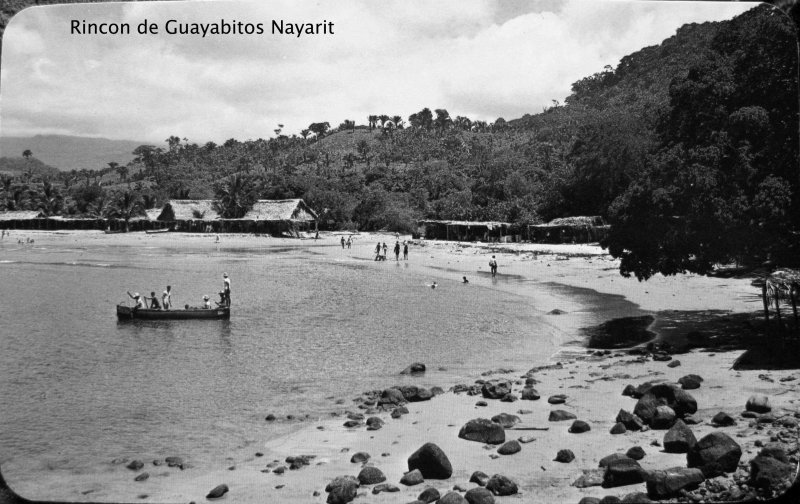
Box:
left=340, top=236, right=353, bottom=249
left=374, top=240, right=408, bottom=261
left=127, top=273, right=232, bottom=310
left=0, top=230, right=34, bottom=244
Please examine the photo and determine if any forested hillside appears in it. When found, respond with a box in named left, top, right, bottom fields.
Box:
left=2, top=4, right=798, bottom=278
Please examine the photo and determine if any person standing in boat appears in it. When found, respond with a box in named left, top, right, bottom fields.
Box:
left=202, top=295, right=211, bottom=309
left=162, top=285, right=172, bottom=310
left=127, top=291, right=146, bottom=310
left=222, top=273, right=231, bottom=307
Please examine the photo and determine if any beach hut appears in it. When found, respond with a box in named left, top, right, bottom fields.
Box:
left=418, top=219, right=511, bottom=242
left=527, top=216, right=610, bottom=244
left=230, top=199, right=318, bottom=235
left=156, top=200, right=220, bottom=232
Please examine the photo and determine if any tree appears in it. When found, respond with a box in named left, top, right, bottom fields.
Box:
left=22, top=149, right=32, bottom=160
left=37, top=180, right=62, bottom=216
left=109, top=190, right=144, bottom=231
left=213, top=173, right=258, bottom=219
left=308, top=122, right=331, bottom=138
left=434, top=109, right=452, bottom=131
left=409, top=108, right=433, bottom=130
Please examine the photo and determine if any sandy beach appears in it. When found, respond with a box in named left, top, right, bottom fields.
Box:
left=2, top=230, right=798, bottom=504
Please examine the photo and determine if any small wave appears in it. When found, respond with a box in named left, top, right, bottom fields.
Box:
left=0, top=260, right=18, bottom=264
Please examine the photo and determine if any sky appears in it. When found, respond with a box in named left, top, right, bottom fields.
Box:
left=0, top=0, right=757, bottom=144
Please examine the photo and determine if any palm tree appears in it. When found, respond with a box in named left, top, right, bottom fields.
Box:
left=213, top=173, right=258, bottom=219
left=109, top=190, right=144, bottom=231
left=37, top=180, right=63, bottom=216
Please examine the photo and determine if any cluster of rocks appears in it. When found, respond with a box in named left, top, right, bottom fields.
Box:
left=325, top=441, right=518, bottom=503
left=113, top=455, right=188, bottom=482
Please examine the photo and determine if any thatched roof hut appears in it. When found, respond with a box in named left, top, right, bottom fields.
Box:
left=241, top=199, right=318, bottom=222
left=418, top=219, right=511, bottom=242
left=156, top=200, right=220, bottom=222
left=528, top=215, right=609, bottom=244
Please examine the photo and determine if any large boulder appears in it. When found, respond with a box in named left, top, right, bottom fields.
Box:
left=490, top=413, right=520, bottom=428
left=599, top=453, right=631, bottom=468
left=686, top=431, right=742, bottom=476
left=746, top=394, right=771, bottom=413
left=418, top=486, right=441, bottom=503
left=663, top=419, right=696, bottom=453
left=651, top=406, right=676, bottom=429
left=399, top=385, right=433, bottom=402
left=486, top=474, right=518, bottom=496
left=750, top=455, right=794, bottom=491
left=408, top=442, right=453, bottom=479
left=645, top=467, right=705, bottom=499
left=602, top=458, right=645, bottom=488
left=633, top=384, right=696, bottom=425
left=358, top=466, right=386, bottom=485
left=326, top=476, right=359, bottom=504
left=616, top=409, right=644, bottom=431
left=464, top=487, right=495, bottom=504
left=458, top=418, right=505, bottom=444
left=439, top=491, right=468, bottom=504
left=549, top=410, right=577, bottom=422
left=521, top=387, right=540, bottom=400
left=569, top=420, right=591, bottom=433
left=481, top=380, right=512, bottom=399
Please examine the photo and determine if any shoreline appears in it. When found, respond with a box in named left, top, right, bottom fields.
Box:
left=2, top=231, right=796, bottom=503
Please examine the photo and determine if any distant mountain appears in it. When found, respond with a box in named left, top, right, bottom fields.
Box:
left=0, top=156, right=60, bottom=178
left=0, top=135, right=145, bottom=171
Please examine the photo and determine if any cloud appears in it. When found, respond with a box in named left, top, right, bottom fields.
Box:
left=0, top=0, right=757, bottom=144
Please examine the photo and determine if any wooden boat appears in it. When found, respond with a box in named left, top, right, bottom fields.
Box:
left=116, top=304, right=230, bottom=320
left=145, top=228, right=172, bottom=234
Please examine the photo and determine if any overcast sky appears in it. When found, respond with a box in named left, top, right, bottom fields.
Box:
left=0, top=0, right=756, bottom=144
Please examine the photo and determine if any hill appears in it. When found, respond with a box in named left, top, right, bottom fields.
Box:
left=0, top=156, right=60, bottom=178
left=0, top=135, right=145, bottom=171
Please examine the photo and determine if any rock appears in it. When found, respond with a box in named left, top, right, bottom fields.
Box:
left=357, top=466, right=386, bottom=485
left=621, top=384, right=636, bottom=397
left=711, top=412, right=735, bottom=427
left=500, top=393, right=518, bottom=402
left=490, top=413, right=520, bottom=428
left=481, top=380, right=512, bottom=399
left=518, top=435, right=535, bottom=443
left=391, top=407, right=407, bottom=419
left=464, top=487, right=495, bottom=504
left=400, top=468, right=424, bottom=486
left=438, top=491, right=468, bottom=504
left=644, top=467, right=704, bottom=499
left=343, top=420, right=361, bottom=428
left=379, top=387, right=407, bottom=405
left=417, top=486, right=441, bottom=503
left=206, top=484, right=229, bottom=499
left=599, top=453, right=631, bottom=468
left=399, top=385, right=434, bottom=402
left=325, top=476, right=359, bottom=504
left=486, top=474, right=518, bottom=496
left=371, top=483, right=399, bottom=494
left=759, top=444, right=789, bottom=463
left=599, top=497, right=622, bottom=504
left=548, top=394, right=567, bottom=404
left=667, top=360, right=681, bottom=368
left=651, top=405, right=677, bottom=429
left=497, top=440, right=521, bottom=455
left=615, top=409, right=644, bottom=431
left=366, top=417, right=384, bottom=430
left=746, top=394, right=771, bottom=413
left=458, top=418, right=505, bottom=444
left=521, top=387, right=540, bottom=400
left=602, top=458, right=645, bottom=488
left=621, top=492, right=652, bottom=503
left=476, top=400, right=488, bottom=407
left=350, top=452, right=370, bottom=464
left=408, top=442, right=453, bottom=479
left=634, top=384, right=696, bottom=425
left=578, top=498, right=601, bottom=504
left=678, top=374, right=703, bottom=390
left=572, top=469, right=605, bottom=487
left=610, top=422, right=627, bottom=435
left=134, top=472, right=149, bottom=482
left=127, top=460, right=144, bottom=471
left=652, top=352, right=671, bottom=361
left=265, top=414, right=276, bottom=421
left=548, top=410, right=577, bottom=422
left=686, top=431, right=742, bottom=476
left=555, top=449, right=575, bottom=463
left=165, top=456, right=183, bottom=467
left=569, top=420, right=591, bottom=433
left=750, top=455, right=794, bottom=491
left=663, top=420, right=696, bottom=453
left=625, top=446, right=645, bottom=460
left=469, top=470, right=490, bottom=486
left=401, top=362, right=426, bottom=375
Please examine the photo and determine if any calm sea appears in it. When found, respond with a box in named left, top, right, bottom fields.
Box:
left=0, top=237, right=639, bottom=486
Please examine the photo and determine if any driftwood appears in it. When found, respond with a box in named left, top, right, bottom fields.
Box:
left=509, top=426, right=550, bottom=431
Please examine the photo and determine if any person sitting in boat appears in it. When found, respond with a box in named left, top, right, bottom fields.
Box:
left=202, top=295, right=211, bottom=309
left=146, top=291, right=161, bottom=309
left=127, top=291, right=146, bottom=309
left=215, top=291, right=226, bottom=308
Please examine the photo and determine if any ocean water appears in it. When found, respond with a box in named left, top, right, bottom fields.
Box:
left=0, top=238, right=639, bottom=488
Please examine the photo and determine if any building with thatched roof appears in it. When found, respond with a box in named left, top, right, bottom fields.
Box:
left=242, top=199, right=317, bottom=222
left=0, top=210, right=44, bottom=221
left=528, top=216, right=609, bottom=244
left=418, top=219, right=512, bottom=242
left=156, top=200, right=220, bottom=222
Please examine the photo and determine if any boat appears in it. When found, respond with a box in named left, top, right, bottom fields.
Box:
left=145, top=228, right=172, bottom=234
left=116, top=304, right=230, bottom=320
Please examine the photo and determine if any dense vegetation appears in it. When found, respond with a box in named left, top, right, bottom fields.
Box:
left=2, top=4, right=798, bottom=279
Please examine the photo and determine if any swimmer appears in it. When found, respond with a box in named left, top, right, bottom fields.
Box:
left=462, top=276, right=469, bottom=283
